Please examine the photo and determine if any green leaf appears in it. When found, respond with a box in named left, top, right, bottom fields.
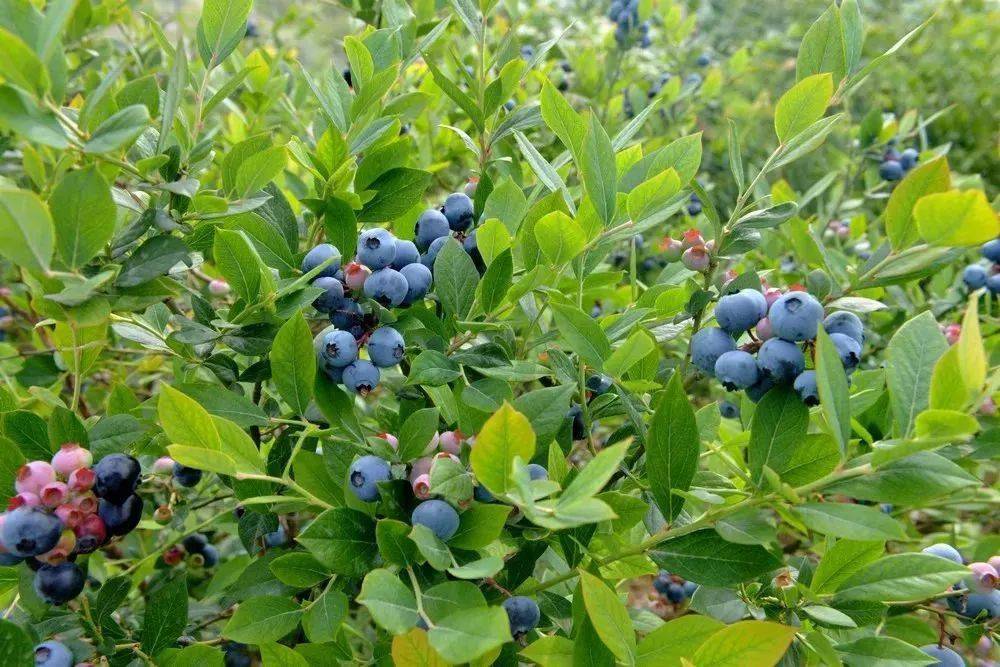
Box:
left=302, top=589, right=349, bottom=643
left=392, top=628, right=450, bottom=666
left=533, top=211, right=585, bottom=265
left=769, top=114, right=843, bottom=170
left=357, top=568, right=418, bottom=635
left=540, top=81, right=585, bottom=158
left=478, top=248, right=512, bottom=313
left=397, top=408, right=440, bottom=461
left=84, top=104, right=150, bottom=153
left=885, top=157, right=951, bottom=251
left=885, top=311, right=948, bottom=438
left=559, top=443, right=627, bottom=507
left=605, top=328, right=656, bottom=379
left=270, top=552, right=331, bottom=588
left=0, top=187, right=54, bottom=272
left=692, top=621, right=797, bottom=667
left=141, top=576, right=188, bottom=655
left=0, top=85, right=67, bottom=147
left=522, top=636, right=575, bottom=667
left=812, top=540, right=884, bottom=594
left=434, top=239, right=479, bottom=319
left=826, top=451, right=978, bottom=504
left=259, top=643, right=309, bottom=667
left=159, top=384, right=221, bottom=450
left=834, top=553, right=968, bottom=602
left=747, top=387, right=808, bottom=485
left=358, top=168, right=432, bottom=223
left=223, top=595, right=303, bottom=643
left=649, top=530, right=782, bottom=587
left=470, top=402, right=535, bottom=496
left=409, top=523, right=451, bottom=571
left=796, top=503, right=906, bottom=541
left=774, top=73, right=833, bottom=143
left=511, top=384, right=576, bottom=447
left=0, top=620, right=33, bottom=667
left=428, top=455, right=473, bottom=506
left=800, top=605, right=856, bottom=627
left=296, top=508, right=377, bottom=577
left=197, top=0, right=253, bottom=68
left=234, top=145, right=287, bottom=198
left=646, top=372, right=700, bottom=521
left=0, top=27, right=48, bottom=97
left=271, top=312, right=316, bottom=417
left=835, top=636, right=939, bottom=665
left=580, top=115, right=617, bottom=226
left=549, top=302, right=611, bottom=369
left=49, top=167, right=115, bottom=269
left=424, top=59, right=482, bottom=131
left=213, top=228, right=268, bottom=302
left=635, top=615, right=724, bottom=667
left=626, top=168, right=681, bottom=225
left=422, top=581, right=486, bottom=622
left=447, top=556, right=503, bottom=579
left=815, top=327, right=851, bottom=451
left=115, top=235, right=189, bottom=287
left=428, top=606, right=511, bottom=664
left=915, top=189, right=1000, bottom=247
left=579, top=571, right=636, bottom=664
left=651, top=133, right=702, bottom=185
left=796, top=4, right=846, bottom=83
left=406, top=350, right=461, bottom=386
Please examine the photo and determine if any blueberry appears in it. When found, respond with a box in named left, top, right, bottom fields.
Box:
left=568, top=403, right=585, bottom=440
left=653, top=571, right=671, bottom=595
left=527, top=464, right=548, bottom=481
left=442, top=193, right=475, bottom=232
left=201, top=544, right=219, bottom=567
left=342, top=360, right=380, bottom=395
left=224, top=643, right=253, bottom=667
left=982, top=239, right=1000, bottom=263
left=758, top=339, right=805, bottom=383
left=474, top=485, right=494, bottom=503
left=879, top=160, right=904, bottom=181
left=463, top=230, right=485, bottom=273
left=34, top=640, right=73, bottom=667
left=715, top=291, right=763, bottom=335
left=899, top=148, right=919, bottom=170
left=964, top=590, right=1000, bottom=619
left=322, top=329, right=359, bottom=368
left=348, top=455, right=391, bottom=502
left=420, top=236, right=449, bottom=268
left=98, top=494, right=143, bottom=536
left=34, top=562, right=85, bottom=605
left=793, top=371, right=819, bottom=406
left=172, top=464, right=202, bottom=488
left=714, top=350, right=760, bottom=390
left=312, top=277, right=346, bottom=313
left=987, top=273, right=1000, bottom=294
left=399, top=263, right=432, bottom=306
left=0, top=552, right=24, bottom=566
left=666, top=583, right=685, bottom=603
left=520, top=45, right=535, bottom=60
left=686, top=199, right=702, bottom=216
left=1, top=507, right=62, bottom=557
left=823, top=311, right=864, bottom=344
left=411, top=499, right=459, bottom=541
left=922, top=543, right=963, bottom=564
left=93, top=453, right=141, bottom=503
left=963, top=265, right=987, bottom=289
left=330, top=299, right=364, bottom=332
left=183, top=533, right=208, bottom=553
left=301, top=243, right=341, bottom=279
left=263, top=526, right=287, bottom=548
left=746, top=375, right=775, bottom=403
left=586, top=374, right=613, bottom=395
left=367, top=327, right=405, bottom=368
left=363, top=268, right=408, bottom=307
left=719, top=400, right=740, bottom=419
left=502, top=596, right=540, bottom=636
left=607, top=1, right=622, bottom=19
left=830, top=332, right=862, bottom=371
left=685, top=72, right=702, bottom=87
left=682, top=581, right=698, bottom=598
left=691, top=327, right=736, bottom=376
left=696, top=53, right=711, bottom=67
left=768, top=292, right=824, bottom=341
left=919, top=645, right=966, bottom=666
left=390, top=240, right=420, bottom=269
left=357, top=229, right=397, bottom=270
left=414, top=209, right=450, bottom=251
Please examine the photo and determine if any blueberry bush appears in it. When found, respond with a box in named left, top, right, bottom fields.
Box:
left=0, top=0, right=997, bottom=665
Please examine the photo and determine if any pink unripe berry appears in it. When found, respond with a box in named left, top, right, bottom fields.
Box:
left=344, top=262, right=371, bottom=291
left=979, top=396, right=996, bottom=417
left=409, top=457, right=434, bottom=484
left=412, top=474, right=431, bottom=499
left=55, top=504, right=83, bottom=530
left=704, top=239, right=715, bottom=252
left=969, top=562, right=999, bottom=592
left=163, top=545, right=184, bottom=566
left=71, top=492, right=98, bottom=515
left=836, top=226, right=850, bottom=239
left=943, top=324, right=961, bottom=345
left=40, top=482, right=69, bottom=508
left=73, top=514, right=107, bottom=552
left=51, top=443, right=93, bottom=477
left=661, top=237, right=683, bottom=262
left=15, top=461, right=55, bottom=495
left=681, top=229, right=705, bottom=250
left=681, top=245, right=710, bottom=272
left=7, top=492, right=40, bottom=510
left=756, top=317, right=774, bottom=340
left=378, top=433, right=399, bottom=450
left=438, top=430, right=462, bottom=455
left=208, top=279, right=231, bottom=296
left=67, top=467, right=95, bottom=492
left=153, top=457, right=175, bottom=474
left=434, top=452, right=460, bottom=465
left=763, top=288, right=782, bottom=307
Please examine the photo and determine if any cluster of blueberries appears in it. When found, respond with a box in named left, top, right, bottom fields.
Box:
left=653, top=569, right=698, bottom=604
left=161, top=532, right=219, bottom=569
left=921, top=543, right=1000, bottom=621
left=961, top=237, right=1000, bottom=294
left=691, top=287, right=865, bottom=405
left=0, top=448, right=143, bottom=605
left=607, top=0, right=651, bottom=48
left=878, top=144, right=919, bottom=181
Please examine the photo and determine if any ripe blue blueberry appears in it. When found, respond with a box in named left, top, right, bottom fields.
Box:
left=987, top=273, right=1000, bottom=295
left=964, top=590, right=1000, bottom=619
left=666, top=583, right=685, bottom=603
left=719, top=400, right=740, bottom=420
left=411, top=499, right=460, bottom=541
left=527, top=464, right=548, bottom=481
left=830, top=332, right=862, bottom=371
left=301, top=243, right=341, bottom=279
left=919, top=644, right=966, bottom=666
left=982, top=239, right=1000, bottom=263
left=34, top=640, right=73, bottom=667
left=463, top=230, right=485, bottom=272
left=421, top=235, right=449, bottom=268
left=390, top=240, right=420, bottom=269
left=172, top=463, right=202, bottom=488
left=367, top=327, right=405, bottom=368
left=502, top=596, right=540, bottom=636
left=823, top=311, right=864, bottom=344
left=312, top=277, right=346, bottom=313
left=0, top=552, right=23, bottom=566
left=442, top=193, right=475, bottom=232
left=34, top=562, right=85, bottom=605
left=715, top=291, right=763, bottom=334
left=682, top=581, right=698, bottom=598
left=201, top=544, right=219, bottom=567
left=685, top=72, right=703, bottom=87
left=879, top=160, right=904, bottom=181
left=98, top=494, right=144, bottom=536
left=357, top=228, right=397, bottom=270
left=757, top=338, right=805, bottom=383
left=400, top=262, right=432, bottom=306
left=962, top=265, right=987, bottom=289
left=93, top=453, right=141, bottom=503
left=899, top=148, right=919, bottom=170
left=696, top=53, right=711, bottom=67
left=922, top=543, right=963, bottom=564
left=224, top=643, right=253, bottom=667
left=746, top=375, right=775, bottom=403
left=714, top=350, right=759, bottom=390
left=474, top=485, right=494, bottom=503
left=183, top=533, right=208, bottom=553
left=264, top=526, right=287, bottom=548
left=363, top=268, right=408, bottom=306
left=792, top=371, right=819, bottom=406
left=1, top=507, right=62, bottom=557
left=653, top=571, right=671, bottom=595
left=690, top=327, right=736, bottom=376
left=586, top=374, right=613, bottom=395
left=768, top=292, right=824, bottom=341
left=414, top=209, right=450, bottom=251
left=568, top=403, right=585, bottom=440
left=330, top=300, right=364, bottom=333
left=348, top=455, right=391, bottom=502
left=342, top=360, right=380, bottom=395
left=322, top=329, right=359, bottom=368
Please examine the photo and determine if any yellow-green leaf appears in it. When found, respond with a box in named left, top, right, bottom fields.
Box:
left=915, top=189, right=999, bottom=247
left=579, top=571, right=636, bottom=665
left=884, top=157, right=950, bottom=251
left=691, top=620, right=796, bottom=667
left=469, top=402, right=536, bottom=496
left=534, top=210, right=585, bottom=266
left=774, top=73, right=833, bottom=143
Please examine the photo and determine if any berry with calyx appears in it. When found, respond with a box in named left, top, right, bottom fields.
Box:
left=661, top=237, right=683, bottom=262
left=411, top=499, right=460, bottom=541
left=691, top=327, right=736, bottom=376
left=366, top=327, right=405, bottom=368
left=421, top=236, right=449, bottom=268
left=442, top=192, right=475, bottom=232
left=682, top=245, right=710, bottom=272
left=183, top=533, right=208, bottom=553
left=987, top=273, right=1000, bottom=294
left=715, top=290, right=764, bottom=334
left=208, top=279, right=230, bottom=296
left=919, top=645, right=965, bottom=667
left=879, top=160, right=904, bottom=181
left=830, top=332, right=862, bottom=371
left=34, top=640, right=73, bottom=667
left=746, top=375, right=776, bottom=403
left=34, top=562, right=85, bottom=605
left=666, top=583, right=685, bottom=602
left=438, top=431, right=462, bottom=455
left=322, top=329, right=359, bottom=368
left=357, top=228, right=397, bottom=270
left=343, top=262, right=371, bottom=291
left=201, top=544, right=219, bottom=567
left=348, top=455, right=391, bottom=502
left=399, top=262, right=432, bottom=305
left=342, top=360, right=380, bottom=396
left=412, top=474, right=431, bottom=499
left=758, top=338, right=805, bottom=383
left=756, top=317, right=774, bottom=340
left=390, top=240, right=420, bottom=270
left=768, top=292, right=824, bottom=341
left=527, top=464, right=548, bottom=481
left=172, top=464, right=202, bottom=488
left=982, top=239, right=1000, bottom=263
left=54, top=505, right=82, bottom=530
left=98, top=494, right=143, bottom=536
left=72, top=514, right=107, bottom=554
left=964, top=590, right=1000, bottom=619
left=793, top=371, right=819, bottom=406
left=163, top=545, right=184, bottom=566
left=153, top=457, right=174, bottom=474
left=714, top=350, right=760, bottom=390
left=153, top=505, right=172, bottom=525
left=968, top=562, right=998, bottom=591
left=900, top=148, right=919, bottom=170
left=15, top=461, right=56, bottom=495
left=962, top=265, right=987, bottom=289
left=414, top=209, right=450, bottom=251
left=1, top=507, right=62, bottom=557
left=823, top=311, right=864, bottom=344
left=696, top=53, right=711, bottom=66
left=37, top=529, right=76, bottom=564
left=681, top=229, right=705, bottom=249
left=264, top=527, right=287, bottom=548
left=40, top=482, right=68, bottom=508
left=70, top=492, right=97, bottom=515
left=463, top=230, right=485, bottom=273
left=719, top=400, right=740, bottom=419
left=51, top=443, right=92, bottom=477
left=363, top=268, right=408, bottom=307
left=8, top=492, right=39, bottom=509
left=568, top=403, right=585, bottom=440
left=586, top=374, right=613, bottom=395
left=312, top=277, right=346, bottom=313
left=301, top=243, right=341, bottom=279
left=922, top=543, right=963, bottom=564
left=502, top=596, right=540, bottom=636
left=93, top=454, right=141, bottom=503
left=67, top=467, right=94, bottom=493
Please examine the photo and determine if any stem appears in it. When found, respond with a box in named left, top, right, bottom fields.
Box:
left=121, top=508, right=230, bottom=576
left=406, top=566, right=434, bottom=628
